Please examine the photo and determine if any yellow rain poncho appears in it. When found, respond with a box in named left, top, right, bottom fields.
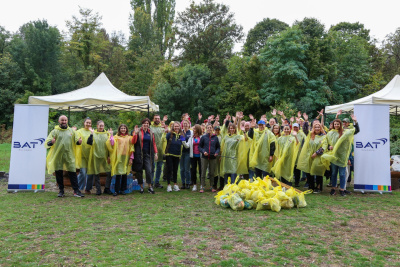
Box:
left=150, top=123, right=165, bottom=162
left=87, top=130, right=111, bottom=175
left=297, top=134, right=327, bottom=176
left=220, top=134, right=249, bottom=176
left=249, top=129, right=276, bottom=173
left=45, top=126, right=80, bottom=174
left=321, top=128, right=355, bottom=167
left=107, top=135, right=133, bottom=176
left=294, top=130, right=306, bottom=165
left=271, top=134, right=299, bottom=181
left=75, top=128, right=92, bottom=169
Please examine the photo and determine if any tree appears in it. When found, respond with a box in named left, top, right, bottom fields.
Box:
left=243, top=18, right=288, bottom=56
left=174, top=0, right=243, bottom=77
left=0, top=26, right=10, bottom=56
left=330, top=22, right=371, bottom=42
left=153, top=64, right=215, bottom=119
left=383, top=28, right=400, bottom=81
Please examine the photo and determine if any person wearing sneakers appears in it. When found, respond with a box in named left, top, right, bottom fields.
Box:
left=107, top=124, right=133, bottom=196
left=321, top=115, right=360, bottom=196
left=182, top=124, right=203, bottom=192
left=179, top=119, right=193, bottom=189
left=164, top=122, right=186, bottom=192
left=150, top=114, right=167, bottom=189
left=199, top=124, right=220, bottom=193
left=45, top=115, right=84, bottom=197
left=132, top=118, right=158, bottom=194
left=86, top=120, right=112, bottom=195
left=75, top=118, right=92, bottom=193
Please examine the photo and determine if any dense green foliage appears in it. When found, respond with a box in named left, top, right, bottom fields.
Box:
left=1, top=0, right=400, bottom=147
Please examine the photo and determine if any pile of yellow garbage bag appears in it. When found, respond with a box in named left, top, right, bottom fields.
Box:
left=215, top=177, right=312, bottom=212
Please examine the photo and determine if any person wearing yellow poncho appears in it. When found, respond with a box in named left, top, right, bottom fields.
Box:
left=150, top=114, right=167, bottom=189
left=297, top=121, right=327, bottom=193
left=75, top=118, right=92, bottom=192
left=248, top=120, right=276, bottom=179
left=45, top=115, right=84, bottom=197
left=271, top=125, right=299, bottom=185
left=292, top=122, right=306, bottom=187
left=321, top=115, right=359, bottom=196
left=86, top=120, right=111, bottom=195
left=106, top=124, right=133, bottom=196
left=220, top=122, right=249, bottom=184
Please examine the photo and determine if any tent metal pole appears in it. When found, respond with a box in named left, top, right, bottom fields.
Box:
left=147, top=104, right=150, bottom=118
left=396, top=106, right=398, bottom=116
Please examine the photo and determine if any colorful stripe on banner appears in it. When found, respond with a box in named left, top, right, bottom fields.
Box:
left=8, top=184, right=45, bottom=190
left=354, top=184, right=391, bottom=191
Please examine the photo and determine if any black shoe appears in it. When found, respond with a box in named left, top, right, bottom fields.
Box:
left=74, top=191, right=85, bottom=197
left=103, top=188, right=112, bottom=195
left=155, top=183, right=163, bottom=189
left=148, top=187, right=155, bottom=194
left=113, top=192, right=118, bottom=196
left=344, top=190, right=351, bottom=195
left=330, top=189, right=336, bottom=196
left=303, top=183, right=309, bottom=189
left=185, top=184, right=190, bottom=189
left=180, top=184, right=186, bottom=190
left=96, top=192, right=102, bottom=195
left=57, top=191, right=65, bottom=197
left=120, top=191, right=126, bottom=195
left=313, top=189, right=321, bottom=194
left=340, top=190, right=346, bottom=197
left=140, top=188, right=144, bottom=194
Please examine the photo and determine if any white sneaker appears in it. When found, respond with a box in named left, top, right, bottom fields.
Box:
left=192, top=185, right=197, bottom=191
left=167, top=185, right=172, bottom=192
left=173, top=184, right=180, bottom=191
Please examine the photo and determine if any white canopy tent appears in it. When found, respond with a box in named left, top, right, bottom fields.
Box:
left=325, top=75, right=400, bottom=115
left=28, top=72, right=159, bottom=113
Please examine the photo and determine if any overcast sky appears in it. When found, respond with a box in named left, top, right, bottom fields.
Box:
left=1, top=0, right=399, bottom=51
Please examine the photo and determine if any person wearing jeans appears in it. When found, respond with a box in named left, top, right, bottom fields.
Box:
left=150, top=114, right=166, bottom=188
left=76, top=118, right=92, bottom=192
left=182, top=124, right=202, bottom=191
left=164, top=122, right=185, bottom=192
left=199, top=124, right=220, bottom=192
left=180, top=120, right=192, bottom=189
left=322, top=114, right=359, bottom=196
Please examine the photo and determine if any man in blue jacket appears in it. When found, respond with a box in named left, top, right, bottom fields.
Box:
left=199, top=124, right=220, bottom=193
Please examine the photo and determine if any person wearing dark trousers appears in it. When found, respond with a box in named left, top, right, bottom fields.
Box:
left=213, top=126, right=224, bottom=190
left=165, top=122, right=186, bottom=192
left=86, top=120, right=111, bottom=195
left=199, top=124, right=220, bottom=192
left=45, top=115, right=84, bottom=197
left=180, top=119, right=193, bottom=189
left=183, top=124, right=203, bottom=191
left=132, top=118, right=158, bottom=194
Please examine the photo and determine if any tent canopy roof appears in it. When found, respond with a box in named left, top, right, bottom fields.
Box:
left=28, top=73, right=159, bottom=112
left=325, top=75, right=400, bottom=114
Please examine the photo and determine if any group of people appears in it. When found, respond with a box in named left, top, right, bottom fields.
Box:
left=45, top=109, right=359, bottom=198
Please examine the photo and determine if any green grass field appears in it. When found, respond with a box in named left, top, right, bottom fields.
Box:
left=0, top=143, right=11, bottom=172
left=0, top=143, right=399, bottom=266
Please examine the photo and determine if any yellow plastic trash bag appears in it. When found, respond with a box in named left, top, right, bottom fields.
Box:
left=250, top=190, right=263, bottom=202
left=220, top=195, right=230, bottom=208
left=215, top=190, right=225, bottom=205
left=262, top=177, right=274, bottom=190
left=281, top=198, right=294, bottom=209
left=298, top=190, right=313, bottom=208
left=244, top=200, right=255, bottom=210
left=238, top=179, right=250, bottom=189
left=227, top=193, right=245, bottom=211
left=275, top=191, right=290, bottom=201
left=256, top=197, right=270, bottom=211
left=285, top=187, right=298, bottom=198
left=270, top=197, right=282, bottom=212
left=265, top=190, right=276, bottom=199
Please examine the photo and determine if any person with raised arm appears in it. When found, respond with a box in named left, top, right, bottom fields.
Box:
left=45, top=115, right=84, bottom=197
